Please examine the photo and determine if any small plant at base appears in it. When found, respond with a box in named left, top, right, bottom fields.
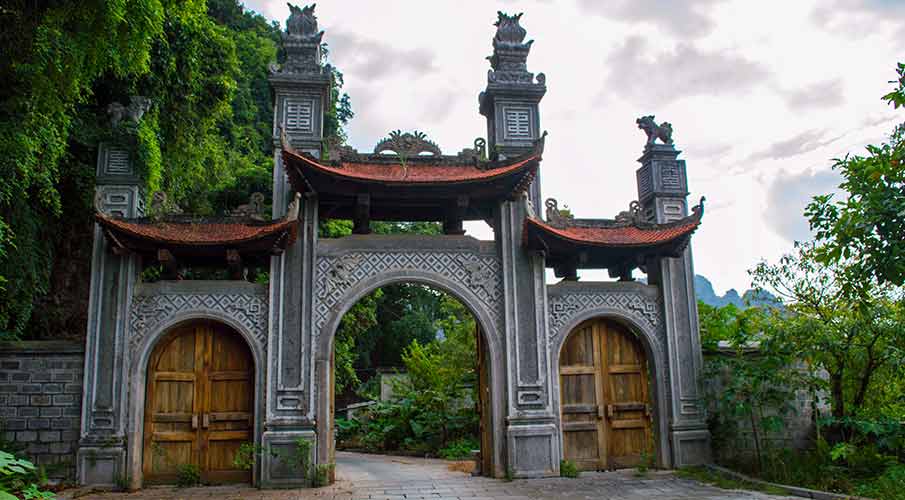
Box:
left=176, top=464, right=201, bottom=487
left=313, top=463, right=334, bottom=487
left=504, top=467, right=514, bottom=482
left=636, top=449, right=655, bottom=477
left=560, top=459, right=579, bottom=478
left=233, top=442, right=262, bottom=471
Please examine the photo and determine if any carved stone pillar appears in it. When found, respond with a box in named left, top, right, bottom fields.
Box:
left=78, top=143, right=143, bottom=486
left=496, top=198, right=559, bottom=477
left=479, top=12, right=546, bottom=211
left=262, top=3, right=329, bottom=486
left=636, top=143, right=711, bottom=466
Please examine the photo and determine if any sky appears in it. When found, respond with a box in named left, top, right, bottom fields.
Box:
left=244, top=0, right=903, bottom=296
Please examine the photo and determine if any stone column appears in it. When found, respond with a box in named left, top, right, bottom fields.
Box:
left=78, top=142, right=143, bottom=486
left=479, top=12, right=546, bottom=211
left=496, top=198, right=559, bottom=477
left=636, top=143, right=711, bottom=466
left=262, top=3, right=329, bottom=486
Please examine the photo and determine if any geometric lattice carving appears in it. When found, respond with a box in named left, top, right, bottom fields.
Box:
left=129, top=291, right=268, bottom=353
left=315, top=250, right=503, bottom=339
left=504, top=106, right=531, bottom=140
left=284, top=98, right=314, bottom=135
left=547, top=290, right=661, bottom=347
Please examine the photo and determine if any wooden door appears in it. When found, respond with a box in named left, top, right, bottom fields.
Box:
left=143, top=322, right=253, bottom=484
left=559, top=319, right=653, bottom=470
left=476, top=324, right=492, bottom=476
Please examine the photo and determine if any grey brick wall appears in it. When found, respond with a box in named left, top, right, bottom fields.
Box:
left=0, top=341, right=84, bottom=481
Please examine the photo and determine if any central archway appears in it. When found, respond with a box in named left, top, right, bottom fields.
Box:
left=316, top=270, right=505, bottom=478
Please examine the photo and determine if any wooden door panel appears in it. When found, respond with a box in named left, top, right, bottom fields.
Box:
left=145, top=322, right=253, bottom=485
left=602, top=322, right=652, bottom=469
left=143, top=327, right=199, bottom=482
left=560, top=325, right=604, bottom=471
left=559, top=319, right=654, bottom=472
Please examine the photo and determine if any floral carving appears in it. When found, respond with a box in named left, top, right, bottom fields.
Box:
left=373, top=130, right=441, bottom=157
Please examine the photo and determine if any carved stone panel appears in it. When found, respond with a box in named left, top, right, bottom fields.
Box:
left=129, top=284, right=268, bottom=355
left=314, top=249, right=504, bottom=337
left=546, top=285, right=664, bottom=350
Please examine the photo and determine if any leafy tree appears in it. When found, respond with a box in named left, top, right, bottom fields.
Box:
left=0, top=0, right=354, bottom=339
left=806, top=63, right=905, bottom=288
left=750, top=242, right=904, bottom=418
left=700, top=302, right=810, bottom=471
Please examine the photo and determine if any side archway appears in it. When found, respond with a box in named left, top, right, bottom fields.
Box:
left=551, top=309, right=671, bottom=469
left=315, top=269, right=506, bottom=477
left=126, top=311, right=266, bottom=489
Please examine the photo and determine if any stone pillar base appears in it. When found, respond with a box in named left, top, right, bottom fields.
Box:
left=259, top=430, right=316, bottom=488
left=506, top=422, right=559, bottom=478
left=670, top=427, right=711, bottom=467
left=77, top=442, right=127, bottom=487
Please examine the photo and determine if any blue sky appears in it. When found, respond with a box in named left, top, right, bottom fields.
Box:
left=244, top=0, right=903, bottom=295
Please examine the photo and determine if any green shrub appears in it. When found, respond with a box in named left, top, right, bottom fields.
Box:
left=855, top=464, right=905, bottom=500
left=0, top=451, right=54, bottom=500
left=439, top=437, right=479, bottom=460
left=176, top=463, right=201, bottom=487
left=560, top=459, right=579, bottom=478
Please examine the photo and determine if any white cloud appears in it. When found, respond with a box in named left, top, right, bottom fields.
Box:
left=248, top=0, right=903, bottom=294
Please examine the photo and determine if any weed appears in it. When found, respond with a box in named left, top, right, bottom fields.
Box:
left=560, top=459, right=579, bottom=478
left=176, top=464, right=201, bottom=488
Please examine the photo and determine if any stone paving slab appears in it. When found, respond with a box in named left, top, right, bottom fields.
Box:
left=68, top=452, right=797, bottom=500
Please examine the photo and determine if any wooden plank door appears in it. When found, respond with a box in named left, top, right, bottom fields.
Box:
left=559, top=321, right=606, bottom=471
left=144, top=322, right=253, bottom=484
left=601, top=321, right=653, bottom=468
left=202, top=328, right=253, bottom=484
left=559, top=319, right=653, bottom=471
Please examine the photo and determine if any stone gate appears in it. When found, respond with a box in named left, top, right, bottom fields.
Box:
left=76, top=6, right=710, bottom=489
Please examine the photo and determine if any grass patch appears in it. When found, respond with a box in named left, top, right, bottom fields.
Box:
left=676, top=467, right=787, bottom=496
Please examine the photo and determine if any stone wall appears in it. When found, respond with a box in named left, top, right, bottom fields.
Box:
left=704, top=347, right=828, bottom=464
left=0, top=341, right=84, bottom=480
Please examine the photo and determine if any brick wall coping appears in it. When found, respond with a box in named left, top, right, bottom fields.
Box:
left=0, top=340, right=85, bottom=354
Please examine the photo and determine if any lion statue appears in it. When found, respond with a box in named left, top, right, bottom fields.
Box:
left=636, top=115, right=673, bottom=145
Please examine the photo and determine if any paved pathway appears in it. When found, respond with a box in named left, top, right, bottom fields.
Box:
left=68, top=451, right=796, bottom=500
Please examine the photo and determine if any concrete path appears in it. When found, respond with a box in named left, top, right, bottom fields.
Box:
left=69, top=451, right=797, bottom=500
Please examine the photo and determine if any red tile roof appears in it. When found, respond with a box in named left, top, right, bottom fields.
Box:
left=282, top=148, right=539, bottom=184
left=96, top=215, right=297, bottom=247
left=525, top=217, right=700, bottom=247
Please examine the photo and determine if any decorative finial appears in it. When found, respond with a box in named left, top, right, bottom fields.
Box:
left=486, top=11, right=542, bottom=86
left=148, top=191, right=183, bottom=219
left=230, top=193, right=267, bottom=220
left=285, top=192, right=302, bottom=221
left=493, top=12, right=531, bottom=48
left=545, top=198, right=573, bottom=226
left=275, top=4, right=325, bottom=74
left=693, top=196, right=706, bottom=217
left=374, top=130, right=442, bottom=157
left=286, top=3, right=322, bottom=40
left=279, top=126, right=296, bottom=154
left=107, top=96, right=151, bottom=128
left=636, top=115, right=673, bottom=146
left=533, top=131, right=548, bottom=156
left=615, top=201, right=644, bottom=225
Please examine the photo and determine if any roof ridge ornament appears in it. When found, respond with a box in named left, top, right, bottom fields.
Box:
left=230, top=193, right=267, bottom=220
left=373, top=130, right=442, bottom=157
left=636, top=115, right=674, bottom=146
left=148, top=192, right=184, bottom=220
left=614, top=201, right=645, bottom=225
left=545, top=198, right=573, bottom=226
